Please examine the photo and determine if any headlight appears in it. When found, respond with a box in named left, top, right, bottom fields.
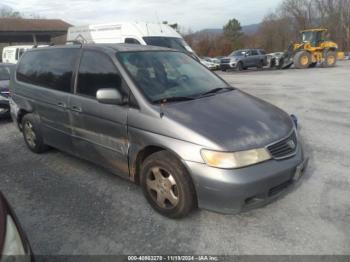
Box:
left=201, top=148, right=271, bottom=169
left=2, top=215, right=26, bottom=256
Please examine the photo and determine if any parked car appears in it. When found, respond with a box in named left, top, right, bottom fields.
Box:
left=0, top=192, right=33, bottom=260
left=11, top=44, right=307, bottom=218
left=200, top=58, right=217, bottom=70
left=0, top=64, right=16, bottom=119
left=203, top=57, right=220, bottom=70
left=344, top=52, right=350, bottom=60
left=220, top=49, right=268, bottom=71
left=267, top=52, right=285, bottom=69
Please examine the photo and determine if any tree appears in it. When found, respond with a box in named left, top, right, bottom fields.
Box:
left=0, top=6, right=21, bottom=18
left=223, top=18, right=244, bottom=50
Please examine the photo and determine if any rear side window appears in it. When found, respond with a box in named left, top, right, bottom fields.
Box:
left=259, top=50, right=266, bottom=55
left=17, top=48, right=79, bottom=92
left=77, top=50, right=123, bottom=98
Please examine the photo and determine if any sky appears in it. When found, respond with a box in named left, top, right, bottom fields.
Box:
left=1, top=0, right=280, bottom=31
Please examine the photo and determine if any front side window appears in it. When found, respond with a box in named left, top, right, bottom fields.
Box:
left=17, top=48, right=79, bottom=92
left=77, top=50, right=123, bottom=98
left=118, top=51, right=229, bottom=103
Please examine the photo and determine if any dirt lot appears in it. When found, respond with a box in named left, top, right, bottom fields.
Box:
left=0, top=61, right=349, bottom=255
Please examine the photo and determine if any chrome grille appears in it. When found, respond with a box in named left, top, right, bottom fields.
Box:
left=267, top=131, right=297, bottom=159
left=220, top=59, right=231, bottom=64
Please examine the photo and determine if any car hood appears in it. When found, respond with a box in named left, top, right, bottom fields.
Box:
left=161, top=90, right=294, bottom=151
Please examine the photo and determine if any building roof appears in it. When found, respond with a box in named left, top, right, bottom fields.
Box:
left=0, top=18, right=71, bottom=32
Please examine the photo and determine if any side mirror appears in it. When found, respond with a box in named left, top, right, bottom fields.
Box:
left=96, top=88, right=123, bottom=105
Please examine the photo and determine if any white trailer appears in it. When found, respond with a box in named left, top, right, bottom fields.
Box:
left=2, top=45, right=33, bottom=64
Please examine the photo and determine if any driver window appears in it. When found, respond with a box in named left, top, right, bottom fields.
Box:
left=77, top=51, right=124, bottom=98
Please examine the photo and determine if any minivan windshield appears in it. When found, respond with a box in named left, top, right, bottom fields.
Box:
left=0, top=67, right=10, bottom=81
left=117, top=51, right=230, bottom=103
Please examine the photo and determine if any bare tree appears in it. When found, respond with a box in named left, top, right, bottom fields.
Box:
left=0, top=6, right=21, bottom=18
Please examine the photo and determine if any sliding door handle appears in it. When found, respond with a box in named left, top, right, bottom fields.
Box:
left=57, top=102, right=67, bottom=109
left=71, top=105, right=82, bottom=113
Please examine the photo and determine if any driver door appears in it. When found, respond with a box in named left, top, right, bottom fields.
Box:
left=69, top=49, right=129, bottom=177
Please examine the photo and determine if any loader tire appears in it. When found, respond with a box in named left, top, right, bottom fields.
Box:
left=322, top=51, right=337, bottom=67
left=294, top=51, right=311, bottom=69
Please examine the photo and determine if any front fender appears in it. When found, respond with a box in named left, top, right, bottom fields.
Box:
left=128, top=126, right=205, bottom=181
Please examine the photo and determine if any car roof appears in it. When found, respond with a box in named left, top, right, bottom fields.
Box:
left=26, top=43, right=175, bottom=53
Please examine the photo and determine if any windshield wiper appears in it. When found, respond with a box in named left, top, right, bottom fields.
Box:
left=152, top=96, right=195, bottom=104
left=196, top=87, right=234, bottom=98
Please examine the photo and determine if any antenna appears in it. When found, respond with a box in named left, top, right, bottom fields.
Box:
left=155, top=11, right=163, bottom=33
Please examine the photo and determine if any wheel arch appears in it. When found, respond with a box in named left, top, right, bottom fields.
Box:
left=131, top=145, right=188, bottom=185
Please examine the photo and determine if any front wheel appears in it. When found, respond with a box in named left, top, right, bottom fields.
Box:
left=322, top=51, right=337, bottom=67
left=141, top=151, right=196, bottom=218
left=237, top=62, right=244, bottom=71
left=294, top=51, right=311, bottom=69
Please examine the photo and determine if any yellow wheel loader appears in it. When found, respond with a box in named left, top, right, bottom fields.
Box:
left=280, top=29, right=338, bottom=69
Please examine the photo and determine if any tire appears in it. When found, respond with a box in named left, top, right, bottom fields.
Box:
left=22, top=114, right=49, bottom=153
left=294, top=51, right=311, bottom=69
left=257, top=60, right=263, bottom=70
left=309, top=62, right=317, bottom=68
left=322, top=51, right=337, bottom=67
left=141, top=151, right=196, bottom=218
left=237, top=62, right=243, bottom=71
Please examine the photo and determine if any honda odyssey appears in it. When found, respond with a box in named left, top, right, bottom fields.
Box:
left=10, top=44, right=307, bottom=218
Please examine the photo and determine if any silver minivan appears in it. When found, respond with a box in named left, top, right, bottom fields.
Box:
left=10, top=44, right=307, bottom=218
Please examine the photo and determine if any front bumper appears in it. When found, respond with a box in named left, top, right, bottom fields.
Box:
left=220, top=63, right=236, bottom=70
left=186, top=144, right=306, bottom=214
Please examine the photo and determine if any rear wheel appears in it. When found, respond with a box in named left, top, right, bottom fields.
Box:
left=322, top=51, right=337, bottom=67
left=294, top=51, right=311, bottom=69
left=141, top=151, right=196, bottom=218
left=22, top=114, right=49, bottom=153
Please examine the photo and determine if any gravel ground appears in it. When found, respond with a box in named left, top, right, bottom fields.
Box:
left=0, top=61, right=349, bottom=255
